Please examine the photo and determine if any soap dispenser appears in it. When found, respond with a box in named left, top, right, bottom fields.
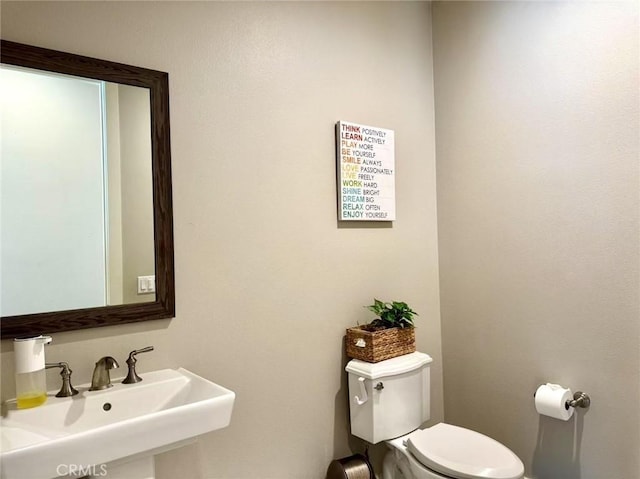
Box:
left=14, top=335, right=52, bottom=409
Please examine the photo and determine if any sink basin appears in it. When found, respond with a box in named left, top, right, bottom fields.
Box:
left=0, top=368, right=235, bottom=479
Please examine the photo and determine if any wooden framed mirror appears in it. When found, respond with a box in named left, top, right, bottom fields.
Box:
left=0, top=40, right=174, bottom=338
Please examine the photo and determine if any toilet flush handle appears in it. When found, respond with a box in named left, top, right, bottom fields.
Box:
left=354, top=377, right=368, bottom=405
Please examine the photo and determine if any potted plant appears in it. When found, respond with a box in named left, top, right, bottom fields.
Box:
left=346, top=299, right=418, bottom=363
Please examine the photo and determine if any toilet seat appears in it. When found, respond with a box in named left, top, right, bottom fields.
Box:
left=406, top=423, right=524, bottom=479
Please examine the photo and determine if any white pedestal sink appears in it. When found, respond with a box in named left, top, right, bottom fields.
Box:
left=0, top=368, right=235, bottom=479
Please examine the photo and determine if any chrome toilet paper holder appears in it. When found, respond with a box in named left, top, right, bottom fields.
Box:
left=533, top=388, right=591, bottom=410
left=565, top=391, right=591, bottom=410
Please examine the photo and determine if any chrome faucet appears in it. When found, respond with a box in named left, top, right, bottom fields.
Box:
left=89, top=356, right=119, bottom=391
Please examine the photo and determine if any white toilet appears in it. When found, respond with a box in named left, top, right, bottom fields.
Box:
left=346, top=352, right=525, bottom=479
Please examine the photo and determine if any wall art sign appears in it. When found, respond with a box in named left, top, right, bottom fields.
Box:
left=336, top=121, right=395, bottom=221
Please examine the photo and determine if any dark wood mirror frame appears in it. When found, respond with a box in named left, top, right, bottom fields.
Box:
left=0, top=40, right=175, bottom=339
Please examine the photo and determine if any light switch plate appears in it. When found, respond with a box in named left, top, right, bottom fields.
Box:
left=137, top=275, right=156, bottom=294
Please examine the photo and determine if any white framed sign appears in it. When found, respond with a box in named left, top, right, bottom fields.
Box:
left=336, top=121, right=395, bottom=221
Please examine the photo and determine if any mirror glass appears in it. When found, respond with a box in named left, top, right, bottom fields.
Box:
left=0, top=40, right=174, bottom=339
left=1, top=65, right=155, bottom=316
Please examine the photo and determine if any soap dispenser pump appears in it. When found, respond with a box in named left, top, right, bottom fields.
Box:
left=14, top=335, right=52, bottom=409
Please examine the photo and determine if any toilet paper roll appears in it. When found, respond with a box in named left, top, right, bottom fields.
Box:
left=535, top=383, right=574, bottom=421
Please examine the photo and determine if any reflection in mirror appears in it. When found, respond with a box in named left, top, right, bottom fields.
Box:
left=1, top=66, right=155, bottom=316
left=0, top=40, right=174, bottom=339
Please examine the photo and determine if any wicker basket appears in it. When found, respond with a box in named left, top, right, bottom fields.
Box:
left=345, top=325, right=415, bottom=363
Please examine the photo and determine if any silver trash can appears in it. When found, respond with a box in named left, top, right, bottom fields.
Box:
left=326, top=454, right=374, bottom=479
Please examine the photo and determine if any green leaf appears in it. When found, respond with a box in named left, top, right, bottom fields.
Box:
left=364, top=298, right=418, bottom=329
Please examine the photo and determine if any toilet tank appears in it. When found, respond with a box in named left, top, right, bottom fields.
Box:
left=345, top=352, right=432, bottom=444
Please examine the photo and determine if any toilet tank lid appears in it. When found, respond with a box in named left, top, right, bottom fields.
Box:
left=345, top=352, right=432, bottom=379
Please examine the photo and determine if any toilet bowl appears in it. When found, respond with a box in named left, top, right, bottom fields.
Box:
left=384, top=423, right=524, bottom=479
left=345, top=352, right=524, bottom=479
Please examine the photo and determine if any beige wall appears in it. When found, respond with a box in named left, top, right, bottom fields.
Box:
left=4, top=2, right=637, bottom=479
left=106, top=83, right=124, bottom=306
left=0, top=2, right=442, bottom=478
left=106, top=83, right=155, bottom=305
left=118, top=84, right=155, bottom=304
left=433, top=2, right=639, bottom=479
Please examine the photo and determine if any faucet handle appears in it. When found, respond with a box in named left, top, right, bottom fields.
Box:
left=45, top=362, right=79, bottom=397
left=130, top=346, right=154, bottom=357
left=122, top=346, right=154, bottom=384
